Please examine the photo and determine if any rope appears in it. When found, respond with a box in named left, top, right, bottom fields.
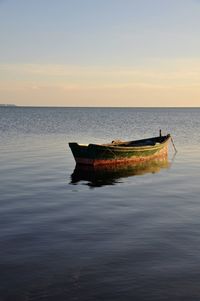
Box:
left=104, top=146, right=118, bottom=159
left=171, top=136, right=177, bottom=153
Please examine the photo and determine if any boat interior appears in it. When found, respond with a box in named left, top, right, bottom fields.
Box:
left=104, top=135, right=169, bottom=147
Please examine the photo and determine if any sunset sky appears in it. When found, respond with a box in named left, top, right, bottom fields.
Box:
left=0, top=0, right=200, bottom=107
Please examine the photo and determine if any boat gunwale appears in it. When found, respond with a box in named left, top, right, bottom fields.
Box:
left=75, top=134, right=171, bottom=151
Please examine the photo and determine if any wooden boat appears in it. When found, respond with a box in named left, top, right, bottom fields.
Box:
left=69, top=133, right=171, bottom=166
left=70, top=156, right=170, bottom=187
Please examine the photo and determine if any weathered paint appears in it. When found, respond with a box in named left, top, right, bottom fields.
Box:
left=69, top=135, right=171, bottom=166
left=75, top=145, right=168, bottom=166
left=71, top=154, right=170, bottom=186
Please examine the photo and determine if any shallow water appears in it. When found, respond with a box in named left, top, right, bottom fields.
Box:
left=0, top=107, right=200, bottom=300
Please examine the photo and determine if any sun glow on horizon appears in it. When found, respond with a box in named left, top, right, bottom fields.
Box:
left=0, top=60, right=200, bottom=107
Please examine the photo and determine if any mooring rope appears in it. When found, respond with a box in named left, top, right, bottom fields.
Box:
left=104, top=146, right=118, bottom=159
left=171, top=136, right=177, bottom=153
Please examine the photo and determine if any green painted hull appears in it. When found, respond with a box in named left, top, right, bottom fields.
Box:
left=69, top=134, right=171, bottom=166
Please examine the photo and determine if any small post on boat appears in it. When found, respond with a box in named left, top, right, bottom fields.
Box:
left=159, top=129, right=162, bottom=137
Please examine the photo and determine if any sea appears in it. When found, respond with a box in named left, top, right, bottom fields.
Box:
left=0, top=107, right=200, bottom=301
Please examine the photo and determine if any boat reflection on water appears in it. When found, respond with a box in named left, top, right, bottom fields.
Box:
left=70, top=155, right=170, bottom=188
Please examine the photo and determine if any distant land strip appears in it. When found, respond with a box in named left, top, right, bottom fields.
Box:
left=0, top=104, right=17, bottom=107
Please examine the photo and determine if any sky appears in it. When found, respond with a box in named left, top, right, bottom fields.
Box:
left=0, top=0, right=200, bottom=107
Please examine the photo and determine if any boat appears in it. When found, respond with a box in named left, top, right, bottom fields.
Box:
left=70, top=156, right=170, bottom=187
left=69, top=132, right=171, bottom=166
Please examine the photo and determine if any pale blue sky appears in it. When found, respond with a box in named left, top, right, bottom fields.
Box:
left=0, top=0, right=200, bottom=106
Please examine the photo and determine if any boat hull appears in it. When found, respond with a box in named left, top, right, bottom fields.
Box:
left=70, top=155, right=170, bottom=187
left=69, top=135, right=171, bottom=166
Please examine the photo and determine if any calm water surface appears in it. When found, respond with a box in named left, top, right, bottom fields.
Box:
left=0, top=107, right=200, bottom=301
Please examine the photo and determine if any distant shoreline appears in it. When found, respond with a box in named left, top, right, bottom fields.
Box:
left=0, top=104, right=17, bottom=107
left=0, top=105, right=199, bottom=109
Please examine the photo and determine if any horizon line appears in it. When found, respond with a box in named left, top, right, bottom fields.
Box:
left=1, top=105, right=200, bottom=109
